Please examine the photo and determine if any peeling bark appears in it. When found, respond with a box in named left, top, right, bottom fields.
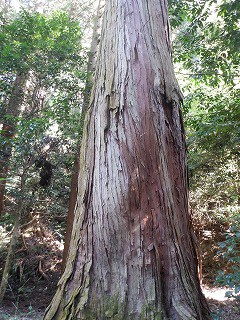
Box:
left=61, top=0, right=104, bottom=273
left=44, top=1, right=209, bottom=319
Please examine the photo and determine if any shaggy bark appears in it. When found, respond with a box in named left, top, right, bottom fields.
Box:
left=61, top=0, right=104, bottom=273
left=45, top=1, right=209, bottom=319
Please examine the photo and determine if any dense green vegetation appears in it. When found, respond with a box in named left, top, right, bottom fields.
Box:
left=0, top=9, right=85, bottom=215
left=0, top=9, right=87, bottom=308
left=169, top=0, right=239, bottom=291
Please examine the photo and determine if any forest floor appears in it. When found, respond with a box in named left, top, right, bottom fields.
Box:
left=0, top=282, right=239, bottom=319
left=0, top=288, right=239, bottom=320
left=0, top=224, right=239, bottom=319
left=0, top=286, right=239, bottom=319
left=202, top=285, right=240, bottom=319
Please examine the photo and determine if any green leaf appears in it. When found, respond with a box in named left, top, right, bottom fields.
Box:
left=218, top=242, right=226, bottom=248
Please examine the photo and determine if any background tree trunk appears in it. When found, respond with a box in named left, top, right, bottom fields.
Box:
left=45, top=1, right=209, bottom=319
left=61, top=153, right=79, bottom=273
left=0, top=171, right=26, bottom=303
left=0, top=73, right=26, bottom=216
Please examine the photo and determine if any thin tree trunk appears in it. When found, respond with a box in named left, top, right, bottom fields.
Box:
left=61, top=0, right=104, bottom=273
left=0, top=73, right=26, bottom=216
left=0, top=173, right=25, bottom=304
left=61, top=153, right=79, bottom=273
left=45, top=1, right=209, bottom=319
left=0, top=210, right=21, bottom=304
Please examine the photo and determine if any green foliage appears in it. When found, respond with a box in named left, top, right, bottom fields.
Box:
left=0, top=9, right=87, bottom=232
left=169, top=0, right=240, bottom=145
left=169, top=0, right=240, bottom=282
left=0, top=10, right=82, bottom=76
left=169, top=0, right=239, bottom=212
left=169, top=0, right=239, bottom=84
left=0, top=9, right=85, bottom=137
left=0, top=9, right=85, bottom=127
left=216, top=211, right=240, bottom=296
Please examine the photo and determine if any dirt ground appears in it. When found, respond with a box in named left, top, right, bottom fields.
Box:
left=0, top=224, right=239, bottom=319
left=203, top=285, right=240, bottom=320
left=0, top=285, right=239, bottom=319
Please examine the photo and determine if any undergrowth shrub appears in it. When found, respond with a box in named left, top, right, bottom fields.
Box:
left=215, top=210, right=240, bottom=297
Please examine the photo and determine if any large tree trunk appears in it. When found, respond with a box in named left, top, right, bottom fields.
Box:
left=44, top=1, right=209, bottom=319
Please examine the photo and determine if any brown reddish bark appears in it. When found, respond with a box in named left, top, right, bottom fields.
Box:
left=44, top=1, right=209, bottom=319
left=61, top=0, right=104, bottom=273
left=0, top=73, right=26, bottom=216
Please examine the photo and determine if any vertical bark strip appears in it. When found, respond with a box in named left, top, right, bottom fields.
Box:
left=44, top=1, right=209, bottom=319
left=61, top=0, right=104, bottom=273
